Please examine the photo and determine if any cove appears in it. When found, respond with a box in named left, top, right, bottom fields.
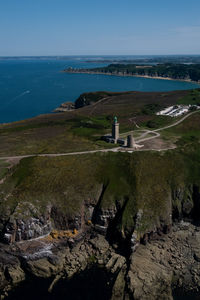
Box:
left=0, top=58, right=199, bottom=123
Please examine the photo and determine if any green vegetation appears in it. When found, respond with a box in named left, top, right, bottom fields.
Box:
left=0, top=89, right=199, bottom=156
left=11, top=157, right=34, bottom=186
left=75, top=91, right=111, bottom=108
left=87, top=255, right=97, bottom=264
left=75, top=91, right=132, bottom=108
left=0, top=160, right=9, bottom=181
left=161, top=111, right=200, bottom=146
left=1, top=139, right=200, bottom=237
left=73, top=89, right=195, bottom=132
left=141, top=103, right=162, bottom=115
left=145, top=115, right=172, bottom=129
left=0, top=89, right=197, bottom=156
left=0, top=115, right=113, bottom=156
left=178, top=89, right=200, bottom=105
left=1, top=89, right=200, bottom=246
left=72, top=63, right=200, bottom=82
left=70, top=116, right=111, bottom=138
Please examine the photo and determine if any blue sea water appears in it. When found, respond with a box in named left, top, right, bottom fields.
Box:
left=0, top=58, right=199, bottom=124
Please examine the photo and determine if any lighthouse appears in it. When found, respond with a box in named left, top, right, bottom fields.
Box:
left=112, top=116, right=119, bottom=143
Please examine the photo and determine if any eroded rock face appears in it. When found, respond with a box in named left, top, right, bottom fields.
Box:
left=128, top=245, right=173, bottom=300
left=3, top=217, right=52, bottom=244
left=128, top=222, right=200, bottom=300
left=93, top=208, right=117, bottom=234
left=0, top=184, right=105, bottom=245
left=1, top=202, right=52, bottom=244
left=172, top=184, right=200, bottom=221
left=1, top=179, right=200, bottom=299
left=0, top=233, right=125, bottom=299
left=1, top=222, right=200, bottom=300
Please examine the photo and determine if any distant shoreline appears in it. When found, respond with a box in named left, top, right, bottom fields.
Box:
left=64, top=70, right=200, bottom=85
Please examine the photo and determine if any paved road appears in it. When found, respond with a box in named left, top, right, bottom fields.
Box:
left=0, top=110, right=199, bottom=161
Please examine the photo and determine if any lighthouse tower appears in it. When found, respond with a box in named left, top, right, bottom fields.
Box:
left=112, top=116, right=119, bottom=143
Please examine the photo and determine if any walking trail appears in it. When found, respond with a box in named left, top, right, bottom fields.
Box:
left=0, top=110, right=198, bottom=162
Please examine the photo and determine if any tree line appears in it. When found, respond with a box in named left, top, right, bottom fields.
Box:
left=89, top=63, right=200, bottom=82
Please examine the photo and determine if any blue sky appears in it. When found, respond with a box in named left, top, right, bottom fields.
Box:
left=0, top=0, right=200, bottom=56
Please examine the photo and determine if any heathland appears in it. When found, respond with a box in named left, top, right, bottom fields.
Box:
left=1, top=88, right=200, bottom=299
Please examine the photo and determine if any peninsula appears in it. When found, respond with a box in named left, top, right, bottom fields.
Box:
left=64, top=63, right=200, bottom=83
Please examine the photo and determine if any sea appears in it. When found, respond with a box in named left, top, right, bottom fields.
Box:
left=0, top=57, right=199, bottom=124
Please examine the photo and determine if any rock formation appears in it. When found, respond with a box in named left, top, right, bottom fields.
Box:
left=1, top=150, right=200, bottom=299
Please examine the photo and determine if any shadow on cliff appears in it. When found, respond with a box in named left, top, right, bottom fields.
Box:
left=5, top=265, right=113, bottom=300
left=106, top=196, right=131, bottom=256
left=173, top=288, right=200, bottom=300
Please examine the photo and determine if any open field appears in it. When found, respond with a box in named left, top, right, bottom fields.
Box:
left=0, top=89, right=198, bottom=156
left=160, top=110, right=200, bottom=146
left=0, top=160, right=9, bottom=182
left=0, top=89, right=200, bottom=161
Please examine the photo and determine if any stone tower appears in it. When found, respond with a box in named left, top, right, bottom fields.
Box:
left=127, top=134, right=135, bottom=148
left=112, top=116, right=119, bottom=143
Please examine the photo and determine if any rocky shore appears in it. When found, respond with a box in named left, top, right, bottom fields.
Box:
left=1, top=220, right=200, bottom=300
left=53, top=102, right=75, bottom=112
left=64, top=69, right=200, bottom=84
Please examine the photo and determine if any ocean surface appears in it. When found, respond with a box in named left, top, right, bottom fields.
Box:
left=0, top=58, right=199, bottom=124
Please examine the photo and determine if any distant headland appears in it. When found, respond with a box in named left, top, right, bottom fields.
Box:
left=64, top=63, right=200, bottom=83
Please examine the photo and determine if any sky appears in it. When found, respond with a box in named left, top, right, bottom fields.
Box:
left=0, top=0, right=200, bottom=56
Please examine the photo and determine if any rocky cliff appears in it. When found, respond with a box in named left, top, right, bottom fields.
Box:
left=1, top=147, right=200, bottom=299
left=1, top=223, right=200, bottom=300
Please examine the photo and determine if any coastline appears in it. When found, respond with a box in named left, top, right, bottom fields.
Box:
left=64, top=70, right=200, bottom=85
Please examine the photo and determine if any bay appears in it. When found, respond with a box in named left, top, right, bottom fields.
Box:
left=0, top=58, right=199, bottom=124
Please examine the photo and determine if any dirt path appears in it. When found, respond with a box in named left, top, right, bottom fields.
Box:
left=136, top=131, right=160, bottom=143
left=154, top=110, right=198, bottom=132
left=0, top=110, right=199, bottom=161
left=0, top=148, right=120, bottom=162
left=122, top=110, right=199, bottom=144
left=88, top=97, right=110, bottom=115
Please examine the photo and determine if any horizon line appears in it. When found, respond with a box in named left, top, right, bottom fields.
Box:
left=0, top=54, right=200, bottom=58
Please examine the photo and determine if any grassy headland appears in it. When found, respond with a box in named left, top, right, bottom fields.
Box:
left=1, top=89, right=200, bottom=242
left=1, top=144, right=200, bottom=238
left=0, top=89, right=199, bottom=156
left=64, top=63, right=200, bottom=82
